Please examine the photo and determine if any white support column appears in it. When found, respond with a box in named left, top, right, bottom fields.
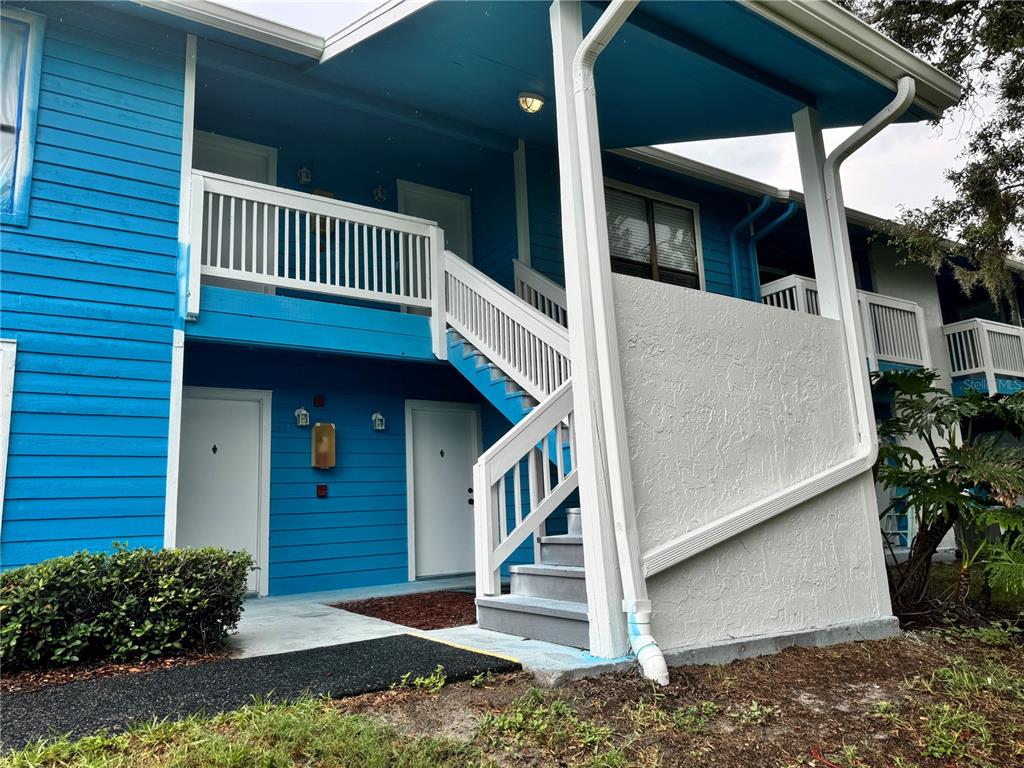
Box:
left=513, top=139, right=532, bottom=268
left=792, top=107, right=840, bottom=320
left=793, top=105, right=874, bottom=438
left=550, top=0, right=628, bottom=658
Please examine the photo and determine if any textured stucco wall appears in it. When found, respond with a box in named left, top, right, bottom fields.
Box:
left=613, top=275, right=892, bottom=651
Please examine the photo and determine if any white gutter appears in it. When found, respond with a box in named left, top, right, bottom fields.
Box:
left=645, top=76, right=917, bottom=578
left=570, top=0, right=668, bottom=686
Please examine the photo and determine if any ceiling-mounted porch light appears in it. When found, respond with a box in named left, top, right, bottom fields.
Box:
left=518, top=91, right=545, bottom=114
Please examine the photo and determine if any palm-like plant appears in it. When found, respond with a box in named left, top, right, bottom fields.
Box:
left=871, top=368, right=1024, bottom=607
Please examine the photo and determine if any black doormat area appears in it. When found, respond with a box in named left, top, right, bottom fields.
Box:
left=1, top=634, right=520, bottom=751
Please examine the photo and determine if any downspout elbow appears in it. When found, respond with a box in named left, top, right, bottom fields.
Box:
left=729, top=195, right=772, bottom=299
left=628, top=609, right=669, bottom=685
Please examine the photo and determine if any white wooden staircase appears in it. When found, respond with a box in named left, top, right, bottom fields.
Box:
left=441, top=255, right=591, bottom=647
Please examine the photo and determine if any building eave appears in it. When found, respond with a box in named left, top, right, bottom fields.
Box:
left=321, top=0, right=435, bottom=63
left=741, top=0, right=963, bottom=119
left=133, top=0, right=325, bottom=59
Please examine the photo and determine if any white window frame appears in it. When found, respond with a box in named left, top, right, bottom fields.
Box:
left=1, top=7, right=45, bottom=227
left=604, top=177, right=706, bottom=291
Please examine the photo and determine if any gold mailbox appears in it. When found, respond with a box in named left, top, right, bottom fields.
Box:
left=312, top=423, right=336, bottom=469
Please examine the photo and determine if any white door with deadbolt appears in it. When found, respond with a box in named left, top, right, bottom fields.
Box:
left=397, top=180, right=473, bottom=263
left=407, top=401, right=480, bottom=579
left=177, top=388, right=270, bottom=594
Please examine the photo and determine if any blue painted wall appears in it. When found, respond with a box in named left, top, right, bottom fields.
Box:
left=187, top=286, right=436, bottom=361
left=0, top=5, right=185, bottom=568
left=183, top=342, right=514, bottom=595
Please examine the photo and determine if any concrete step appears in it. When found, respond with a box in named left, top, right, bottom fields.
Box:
left=538, top=534, right=583, bottom=566
left=509, top=563, right=587, bottom=603
left=476, top=595, right=589, bottom=649
left=566, top=507, right=581, bottom=536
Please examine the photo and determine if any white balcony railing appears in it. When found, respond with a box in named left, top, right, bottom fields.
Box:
left=514, top=260, right=569, bottom=327
left=943, top=318, right=1024, bottom=395
left=185, top=170, right=444, bottom=320
left=761, top=275, right=931, bottom=369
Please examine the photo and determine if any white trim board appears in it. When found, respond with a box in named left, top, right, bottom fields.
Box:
left=134, top=0, right=323, bottom=58
left=514, top=139, right=532, bottom=267
left=404, top=399, right=482, bottom=582
left=0, top=339, right=17, bottom=534
left=179, top=386, right=273, bottom=597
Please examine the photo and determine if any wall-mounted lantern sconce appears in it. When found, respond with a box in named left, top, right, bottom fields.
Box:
left=371, top=411, right=386, bottom=431
left=312, top=422, right=336, bottom=469
left=294, top=406, right=310, bottom=427
left=297, top=166, right=312, bottom=186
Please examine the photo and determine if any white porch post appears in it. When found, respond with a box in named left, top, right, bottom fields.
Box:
left=550, top=0, right=628, bottom=658
left=793, top=106, right=874, bottom=433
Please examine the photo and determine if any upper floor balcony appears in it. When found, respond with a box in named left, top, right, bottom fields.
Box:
left=943, top=318, right=1024, bottom=396
left=760, top=274, right=931, bottom=371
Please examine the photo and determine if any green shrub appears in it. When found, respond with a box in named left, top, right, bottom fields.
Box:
left=0, top=544, right=253, bottom=670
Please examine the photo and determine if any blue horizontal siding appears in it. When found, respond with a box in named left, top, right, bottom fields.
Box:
left=0, top=6, right=185, bottom=570
left=183, top=343, right=511, bottom=596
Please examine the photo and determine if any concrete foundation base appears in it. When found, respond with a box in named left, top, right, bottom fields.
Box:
left=662, top=616, right=901, bottom=669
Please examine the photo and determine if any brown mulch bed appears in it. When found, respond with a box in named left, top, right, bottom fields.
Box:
left=0, top=649, right=231, bottom=694
left=331, top=590, right=477, bottom=630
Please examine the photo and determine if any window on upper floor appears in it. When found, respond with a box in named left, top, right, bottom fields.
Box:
left=604, top=181, right=703, bottom=290
left=1, top=7, right=45, bottom=226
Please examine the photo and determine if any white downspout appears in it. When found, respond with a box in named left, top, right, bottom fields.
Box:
left=570, top=0, right=668, bottom=686
left=645, top=77, right=918, bottom=578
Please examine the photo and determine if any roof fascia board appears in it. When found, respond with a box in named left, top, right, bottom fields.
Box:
left=741, top=0, right=962, bottom=118
left=133, top=0, right=324, bottom=58
left=321, top=0, right=436, bottom=63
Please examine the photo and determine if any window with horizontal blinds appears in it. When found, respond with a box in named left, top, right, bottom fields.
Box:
left=604, top=185, right=700, bottom=289
left=1, top=20, right=28, bottom=213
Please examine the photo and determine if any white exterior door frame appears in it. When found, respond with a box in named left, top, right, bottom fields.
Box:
left=404, top=399, right=482, bottom=581
left=397, top=179, right=473, bottom=263
left=179, top=386, right=272, bottom=596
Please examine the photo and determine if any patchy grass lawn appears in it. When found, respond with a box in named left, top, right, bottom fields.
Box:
left=6, top=624, right=1022, bottom=768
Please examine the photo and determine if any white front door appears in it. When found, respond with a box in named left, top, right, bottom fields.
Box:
left=177, top=388, right=270, bottom=594
left=398, top=180, right=473, bottom=263
left=407, top=401, right=480, bottom=578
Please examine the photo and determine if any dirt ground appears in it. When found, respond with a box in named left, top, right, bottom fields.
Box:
left=335, top=627, right=1024, bottom=767
left=333, top=590, right=478, bottom=630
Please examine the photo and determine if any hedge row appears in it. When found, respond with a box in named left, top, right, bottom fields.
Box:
left=0, top=545, right=253, bottom=670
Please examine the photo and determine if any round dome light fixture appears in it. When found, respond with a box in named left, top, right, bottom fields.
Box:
left=518, top=91, right=545, bottom=114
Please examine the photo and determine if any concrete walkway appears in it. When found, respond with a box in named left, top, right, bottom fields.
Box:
left=230, top=580, right=632, bottom=685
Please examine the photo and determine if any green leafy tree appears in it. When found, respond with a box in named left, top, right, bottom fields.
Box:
left=872, top=368, right=1024, bottom=606
left=845, top=0, right=1024, bottom=320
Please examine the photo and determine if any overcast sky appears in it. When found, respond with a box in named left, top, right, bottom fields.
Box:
left=216, top=0, right=969, bottom=220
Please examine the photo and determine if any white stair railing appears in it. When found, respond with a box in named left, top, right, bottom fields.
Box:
left=761, top=275, right=929, bottom=369
left=445, top=253, right=571, bottom=402
left=943, top=318, right=1024, bottom=395
left=186, top=170, right=441, bottom=319
left=474, top=380, right=578, bottom=596
left=514, top=260, right=569, bottom=327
